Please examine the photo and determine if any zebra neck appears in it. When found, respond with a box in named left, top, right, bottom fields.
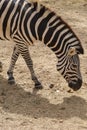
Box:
left=39, top=16, right=80, bottom=59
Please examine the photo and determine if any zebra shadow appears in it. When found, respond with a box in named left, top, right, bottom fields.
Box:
left=0, top=75, right=87, bottom=121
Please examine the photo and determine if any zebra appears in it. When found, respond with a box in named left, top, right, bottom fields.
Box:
left=0, top=0, right=84, bottom=91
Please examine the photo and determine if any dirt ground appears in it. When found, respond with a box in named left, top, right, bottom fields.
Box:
left=0, top=0, right=87, bottom=130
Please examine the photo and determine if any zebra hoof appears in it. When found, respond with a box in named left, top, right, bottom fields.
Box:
left=8, top=77, right=15, bottom=85
left=35, top=82, right=43, bottom=89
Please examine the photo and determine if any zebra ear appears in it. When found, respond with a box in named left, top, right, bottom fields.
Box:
left=68, top=47, right=76, bottom=56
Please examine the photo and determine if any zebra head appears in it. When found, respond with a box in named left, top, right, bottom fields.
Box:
left=57, top=46, right=84, bottom=91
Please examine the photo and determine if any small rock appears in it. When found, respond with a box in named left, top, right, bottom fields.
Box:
left=83, top=4, right=87, bottom=7
left=5, top=117, right=13, bottom=121
left=60, top=107, right=66, bottom=110
left=56, top=90, right=60, bottom=93
left=1, top=91, right=6, bottom=96
left=67, top=89, right=73, bottom=93
left=59, top=120, right=63, bottom=123
left=0, top=62, right=3, bottom=72
left=49, top=84, right=54, bottom=89
left=34, top=116, right=38, bottom=119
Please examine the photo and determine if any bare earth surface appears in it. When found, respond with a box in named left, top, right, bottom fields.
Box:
left=0, top=0, right=87, bottom=130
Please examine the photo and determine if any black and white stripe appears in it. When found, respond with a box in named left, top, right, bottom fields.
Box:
left=0, top=0, right=84, bottom=90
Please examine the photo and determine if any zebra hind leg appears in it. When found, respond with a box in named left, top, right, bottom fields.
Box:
left=20, top=45, right=43, bottom=89
left=7, top=44, right=19, bottom=84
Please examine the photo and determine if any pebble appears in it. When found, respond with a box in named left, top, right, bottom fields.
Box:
left=59, top=120, right=63, bottom=123
left=67, top=89, right=73, bottom=93
left=56, top=90, right=60, bottom=93
left=49, top=84, right=54, bottom=88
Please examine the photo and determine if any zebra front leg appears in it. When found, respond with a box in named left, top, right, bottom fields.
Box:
left=20, top=45, right=43, bottom=89
left=7, top=45, right=19, bottom=84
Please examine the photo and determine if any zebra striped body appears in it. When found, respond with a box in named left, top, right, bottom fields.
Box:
left=0, top=0, right=84, bottom=90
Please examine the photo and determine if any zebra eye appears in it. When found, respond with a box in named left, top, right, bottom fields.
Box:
left=68, top=47, right=76, bottom=56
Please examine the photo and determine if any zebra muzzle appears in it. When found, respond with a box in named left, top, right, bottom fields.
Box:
left=68, top=78, right=82, bottom=91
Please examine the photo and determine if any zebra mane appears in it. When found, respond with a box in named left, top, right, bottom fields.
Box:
left=27, top=0, right=41, bottom=3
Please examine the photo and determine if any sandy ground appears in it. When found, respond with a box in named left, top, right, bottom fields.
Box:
left=0, top=0, right=87, bottom=130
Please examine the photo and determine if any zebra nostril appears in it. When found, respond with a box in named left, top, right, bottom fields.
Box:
left=69, top=79, right=82, bottom=91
